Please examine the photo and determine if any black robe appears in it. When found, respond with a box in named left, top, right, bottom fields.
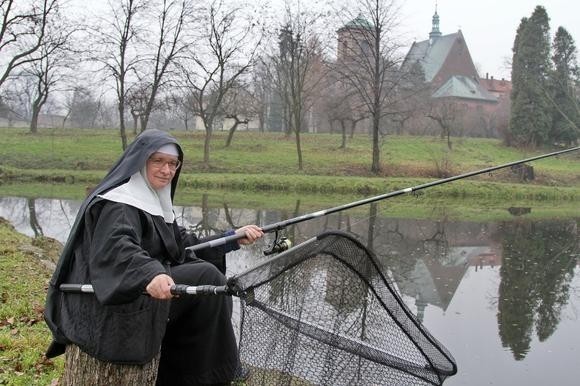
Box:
left=44, top=130, right=239, bottom=381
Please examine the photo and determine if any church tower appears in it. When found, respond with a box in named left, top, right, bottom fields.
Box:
left=429, top=4, right=442, bottom=40
left=336, top=14, right=373, bottom=63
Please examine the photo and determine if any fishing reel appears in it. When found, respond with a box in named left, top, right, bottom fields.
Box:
left=263, top=230, right=292, bottom=256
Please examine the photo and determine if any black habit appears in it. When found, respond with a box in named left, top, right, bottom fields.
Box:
left=44, top=129, right=240, bottom=385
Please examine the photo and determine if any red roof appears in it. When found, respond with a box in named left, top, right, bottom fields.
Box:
left=479, top=77, right=512, bottom=94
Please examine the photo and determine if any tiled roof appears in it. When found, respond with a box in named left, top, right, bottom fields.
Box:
left=432, top=76, right=498, bottom=102
left=339, top=14, right=373, bottom=31
left=403, top=33, right=458, bottom=82
left=479, top=78, right=512, bottom=93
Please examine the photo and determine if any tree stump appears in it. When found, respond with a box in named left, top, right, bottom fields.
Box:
left=63, top=345, right=160, bottom=386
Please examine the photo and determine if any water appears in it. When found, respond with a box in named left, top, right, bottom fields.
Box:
left=1, top=196, right=579, bottom=385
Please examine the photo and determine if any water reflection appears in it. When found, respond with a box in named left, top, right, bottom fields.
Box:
left=0, top=196, right=579, bottom=385
left=497, top=220, right=578, bottom=360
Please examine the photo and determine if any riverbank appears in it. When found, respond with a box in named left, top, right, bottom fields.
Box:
left=0, top=218, right=63, bottom=385
left=0, top=129, right=579, bottom=197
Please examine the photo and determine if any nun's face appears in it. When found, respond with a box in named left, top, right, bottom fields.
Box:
left=146, top=152, right=180, bottom=190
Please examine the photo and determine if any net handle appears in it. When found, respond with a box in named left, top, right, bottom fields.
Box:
left=58, top=283, right=232, bottom=296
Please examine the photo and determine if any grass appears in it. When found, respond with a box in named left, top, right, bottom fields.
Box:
left=1, top=128, right=578, bottom=182
left=0, top=219, right=63, bottom=385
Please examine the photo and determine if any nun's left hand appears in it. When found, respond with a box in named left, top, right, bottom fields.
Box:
left=235, top=224, right=264, bottom=245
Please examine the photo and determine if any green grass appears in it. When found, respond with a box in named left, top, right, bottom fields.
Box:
left=0, top=219, right=64, bottom=385
left=1, top=128, right=578, bottom=179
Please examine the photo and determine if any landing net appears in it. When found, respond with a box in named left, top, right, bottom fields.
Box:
left=227, top=231, right=457, bottom=386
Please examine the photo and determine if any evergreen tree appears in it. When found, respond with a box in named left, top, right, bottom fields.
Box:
left=509, top=6, right=552, bottom=147
left=550, top=27, right=579, bottom=145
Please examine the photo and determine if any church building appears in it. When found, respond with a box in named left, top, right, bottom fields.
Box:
left=402, top=9, right=511, bottom=137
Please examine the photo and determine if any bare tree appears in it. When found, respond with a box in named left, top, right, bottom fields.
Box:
left=251, top=58, right=270, bottom=132
left=136, top=0, right=192, bottom=131
left=64, top=87, right=103, bottom=129
left=333, top=0, right=414, bottom=173
left=222, top=80, right=258, bottom=147
left=1, top=75, right=34, bottom=121
left=179, top=0, right=262, bottom=166
left=266, top=8, right=327, bottom=170
left=0, top=0, right=58, bottom=90
left=126, top=82, right=150, bottom=134
left=24, top=9, right=77, bottom=133
left=427, top=98, right=466, bottom=150
left=166, top=90, right=195, bottom=130
left=95, top=0, right=147, bottom=149
left=322, top=72, right=368, bottom=148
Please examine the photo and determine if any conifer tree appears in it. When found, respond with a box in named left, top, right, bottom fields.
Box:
left=550, top=27, right=579, bottom=145
left=509, top=6, right=552, bottom=147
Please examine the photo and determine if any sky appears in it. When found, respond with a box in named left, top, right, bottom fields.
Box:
left=68, top=0, right=579, bottom=83
left=399, top=0, right=580, bottom=81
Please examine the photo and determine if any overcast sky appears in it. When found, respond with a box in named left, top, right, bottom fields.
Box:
left=399, top=0, right=579, bottom=81
left=69, top=0, right=578, bottom=83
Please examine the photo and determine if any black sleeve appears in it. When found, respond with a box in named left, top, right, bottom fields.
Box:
left=89, top=202, right=166, bottom=304
left=178, top=226, right=240, bottom=274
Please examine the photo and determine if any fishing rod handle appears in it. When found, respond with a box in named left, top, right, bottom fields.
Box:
left=59, top=284, right=95, bottom=293
left=58, top=283, right=230, bottom=296
left=186, top=233, right=244, bottom=252
left=170, top=284, right=229, bottom=295
left=186, top=221, right=300, bottom=253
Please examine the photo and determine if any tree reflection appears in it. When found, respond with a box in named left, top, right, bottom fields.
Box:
left=497, top=220, right=578, bottom=360
left=27, top=198, right=44, bottom=237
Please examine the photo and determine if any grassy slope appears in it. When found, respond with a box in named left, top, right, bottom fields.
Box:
left=1, top=128, right=578, bottom=181
left=0, top=219, right=63, bottom=385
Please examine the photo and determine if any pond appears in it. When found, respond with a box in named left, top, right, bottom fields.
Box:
left=1, top=195, right=579, bottom=386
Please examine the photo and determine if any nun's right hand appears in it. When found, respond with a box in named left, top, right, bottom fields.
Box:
left=146, top=274, right=175, bottom=300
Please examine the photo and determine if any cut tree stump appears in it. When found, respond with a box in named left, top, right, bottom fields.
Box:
left=63, top=345, right=160, bottom=386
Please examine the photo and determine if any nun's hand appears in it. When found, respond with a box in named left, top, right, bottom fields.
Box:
left=146, top=274, right=175, bottom=300
left=236, top=224, right=264, bottom=245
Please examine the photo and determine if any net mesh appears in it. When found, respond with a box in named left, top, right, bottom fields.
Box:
left=228, top=231, right=457, bottom=386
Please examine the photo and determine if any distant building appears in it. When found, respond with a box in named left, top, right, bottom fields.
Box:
left=402, top=8, right=511, bottom=138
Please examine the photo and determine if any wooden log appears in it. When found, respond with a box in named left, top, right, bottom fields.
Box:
left=63, top=345, right=160, bottom=386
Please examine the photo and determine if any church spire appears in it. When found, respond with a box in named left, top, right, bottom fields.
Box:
left=429, top=2, right=442, bottom=39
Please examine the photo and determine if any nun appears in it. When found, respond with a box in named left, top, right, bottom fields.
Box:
left=44, top=129, right=263, bottom=385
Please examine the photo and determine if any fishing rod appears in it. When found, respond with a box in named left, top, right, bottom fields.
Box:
left=59, top=146, right=579, bottom=296
left=187, top=145, right=580, bottom=253
left=59, top=283, right=232, bottom=296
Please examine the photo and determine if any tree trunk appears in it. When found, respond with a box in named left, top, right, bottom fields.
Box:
left=225, top=120, right=240, bottom=147
left=30, top=107, right=40, bottom=134
left=140, top=115, right=147, bottom=133
left=132, top=112, right=139, bottom=135
left=62, top=111, right=71, bottom=129
left=371, top=114, right=381, bottom=173
left=295, top=129, right=303, bottom=171
left=118, top=102, right=128, bottom=150
left=30, top=95, right=45, bottom=134
left=258, top=110, right=264, bottom=132
left=63, top=345, right=160, bottom=386
left=27, top=198, right=43, bottom=238
left=340, top=120, right=347, bottom=149
left=350, top=120, right=357, bottom=139
left=203, top=127, right=212, bottom=165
